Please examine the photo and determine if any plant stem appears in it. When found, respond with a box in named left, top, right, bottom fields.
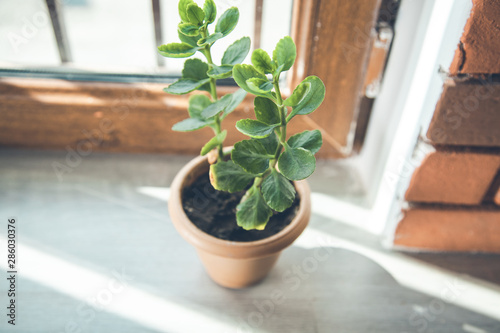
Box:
left=203, top=49, right=218, bottom=102
left=200, top=31, right=224, bottom=161
left=273, top=81, right=287, bottom=140
left=271, top=79, right=287, bottom=166
left=252, top=79, right=288, bottom=191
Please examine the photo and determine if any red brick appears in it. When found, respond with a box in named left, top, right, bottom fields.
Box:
left=426, top=79, right=500, bottom=147
left=405, top=150, right=500, bottom=205
left=394, top=207, right=500, bottom=253
left=449, top=0, right=500, bottom=74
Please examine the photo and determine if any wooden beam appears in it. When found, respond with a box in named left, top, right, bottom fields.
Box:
left=253, top=0, right=264, bottom=50
left=0, top=78, right=248, bottom=155
left=426, top=78, right=500, bottom=147
left=395, top=206, right=500, bottom=253
left=290, top=0, right=382, bottom=157
left=405, top=150, right=500, bottom=205
left=0, top=77, right=337, bottom=157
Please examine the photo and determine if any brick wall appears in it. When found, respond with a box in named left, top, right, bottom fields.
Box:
left=393, top=0, right=500, bottom=253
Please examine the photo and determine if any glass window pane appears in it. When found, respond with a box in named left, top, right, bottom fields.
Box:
left=0, top=0, right=293, bottom=78
left=64, top=0, right=157, bottom=72
left=0, top=0, right=60, bottom=66
left=261, top=0, right=293, bottom=55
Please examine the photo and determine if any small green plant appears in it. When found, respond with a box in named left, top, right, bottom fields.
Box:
left=159, top=0, right=325, bottom=231
left=158, top=0, right=248, bottom=161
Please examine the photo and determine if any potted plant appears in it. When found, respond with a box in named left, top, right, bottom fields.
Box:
left=159, top=0, right=325, bottom=288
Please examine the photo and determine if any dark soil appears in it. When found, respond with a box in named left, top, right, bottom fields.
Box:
left=182, top=172, right=299, bottom=242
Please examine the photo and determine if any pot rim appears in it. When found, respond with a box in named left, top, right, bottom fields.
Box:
left=168, top=154, right=311, bottom=259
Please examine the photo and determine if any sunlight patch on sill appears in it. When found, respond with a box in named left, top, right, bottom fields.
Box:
left=0, top=236, right=241, bottom=333
left=137, top=186, right=170, bottom=202
left=136, top=186, right=376, bottom=234
left=310, top=192, right=375, bottom=234
left=293, top=227, right=500, bottom=322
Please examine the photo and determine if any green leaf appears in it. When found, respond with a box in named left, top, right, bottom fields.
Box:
left=164, top=58, right=211, bottom=94
left=273, top=36, right=296, bottom=74
left=257, top=133, right=279, bottom=155
left=172, top=118, right=212, bottom=132
left=287, top=130, right=322, bottom=154
left=203, top=0, right=217, bottom=24
left=215, top=7, right=239, bottom=37
left=178, top=30, right=201, bottom=47
left=158, top=43, right=198, bottom=58
left=174, top=94, right=214, bottom=132
left=247, top=78, right=273, bottom=94
left=186, top=3, right=205, bottom=26
left=163, top=78, right=210, bottom=95
left=197, top=32, right=223, bottom=46
left=200, top=94, right=232, bottom=118
left=222, top=88, right=247, bottom=118
left=210, top=160, right=255, bottom=192
left=179, top=0, right=195, bottom=22
left=198, top=83, right=211, bottom=93
left=182, top=58, right=209, bottom=80
left=201, top=130, right=227, bottom=155
left=284, top=81, right=310, bottom=107
left=232, top=139, right=270, bottom=174
left=274, top=64, right=284, bottom=78
left=236, top=119, right=279, bottom=138
left=251, top=49, right=274, bottom=74
left=233, top=64, right=270, bottom=97
left=261, top=169, right=296, bottom=212
left=278, top=146, right=316, bottom=180
left=178, top=22, right=200, bottom=37
left=222, top=37, right=251, bottom=65
left=207, top=65, right=233, bottom=79
left=287, top=76, right=325, bottom=120
left=188, top=94, right=212, bottom=119
left=254, top=96, right=280, bottom=125
left=236, top=187, right=273, bottom=230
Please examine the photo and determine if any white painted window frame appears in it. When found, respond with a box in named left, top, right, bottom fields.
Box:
left=325, top=0, right=473, bottom=238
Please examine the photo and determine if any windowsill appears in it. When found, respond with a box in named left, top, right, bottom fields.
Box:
left=1, top=148, right=499, bottom=332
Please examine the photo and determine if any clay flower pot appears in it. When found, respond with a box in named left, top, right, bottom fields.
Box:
left=168, top=154, right=311, bottom=289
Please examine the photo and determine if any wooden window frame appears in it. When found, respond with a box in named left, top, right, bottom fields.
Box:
left=0, top=0, right=472, bottom=238
left=0, top=0, right=383, bottom=158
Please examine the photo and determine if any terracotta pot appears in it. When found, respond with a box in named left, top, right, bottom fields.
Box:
left=168, top=154, right=311, bottom=289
